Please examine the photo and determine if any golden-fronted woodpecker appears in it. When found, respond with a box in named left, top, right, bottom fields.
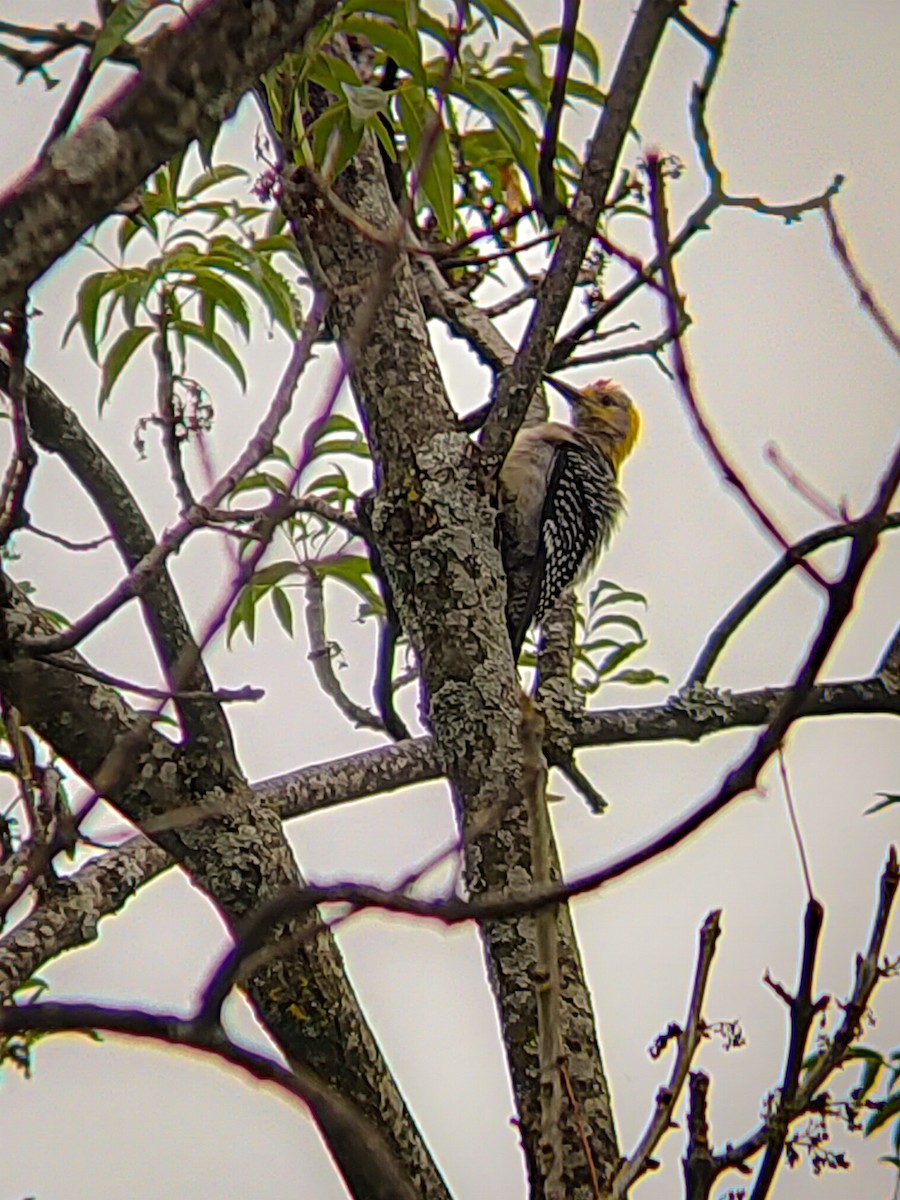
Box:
left=500, top=378, right=640, bottom=659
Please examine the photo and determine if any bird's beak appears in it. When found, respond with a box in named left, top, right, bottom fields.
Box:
left=542, top=374, right=588, bottom=406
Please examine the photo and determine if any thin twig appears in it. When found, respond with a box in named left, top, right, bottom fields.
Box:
left=0, top=309, right=36, bottom=548
left=561, top=1062, right=601, bottom=1199
left=550, top=0, right=839, bottom=372
left=777, top=746, right=814, bottom=902
left=21, top=523, right=112, bottom=552
left=538, top=0, right=581, bottom=223
left=42, top=654, right=263, bottom=703
left=612, top=911, right=722, bottom=1198
left=686, top=512, right=900, bottom=686
left=764, top=442, right=847, bottom=523
left=822, top=200, right=900, bottom=357
left=646, top=153, right=829, bottom=590
left=712, top=852, right=899, bottom=1185
left=19, top=296, right=330, bottom=658
left=37, top=49, right=95, bottom=156
left=213, top=495, right=364, bottom=539
left=303, top=568, right=385, bottom=733
left=521, top=698, right=565, bottom=1199
left=154, top=309, right=194, bottom=510
left=751, top=897, right=828, bottom=1200
left=0, top=1001, right=419, bottom=1200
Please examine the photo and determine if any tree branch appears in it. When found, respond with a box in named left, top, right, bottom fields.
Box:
left=537, top=0, right=580, bottom=223
left=0, top=1000, right=419, bottom=1200
left=2, top=672, right=898, bottom=1004
left=482, top=0, right=680, bottom=459
left=822, top=200, right=900, bottom=357
left=612, top=911, right=722, bottom=1198
left=0, top=0, right=341, bottom=308
left=687, top=513, right=900, bottom=686
left=0, top=350, right=233, bottom=752
left=0, top=581, right=452, bottom=1200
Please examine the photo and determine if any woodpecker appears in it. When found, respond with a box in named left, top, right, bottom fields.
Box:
left=499, top=377, right=640, bottom=660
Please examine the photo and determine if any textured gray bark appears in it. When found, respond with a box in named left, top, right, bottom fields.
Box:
left=282, top=123, right=622, bottom=1191
left=3, top=677, right=896, bottom=1014
left=0, top=0, right=340, bottom=308
left=0, top=583, right=450, bottom=1200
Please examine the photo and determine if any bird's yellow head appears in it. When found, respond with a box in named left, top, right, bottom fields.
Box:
left=548, top=377, right=641, bottom=473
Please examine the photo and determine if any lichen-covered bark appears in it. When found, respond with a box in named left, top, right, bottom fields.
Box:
left=0, top=0, right=341, bottom=307
left=282, top=131, right=621, bottom=1194
left=0, top=582, right=449, bottom=1200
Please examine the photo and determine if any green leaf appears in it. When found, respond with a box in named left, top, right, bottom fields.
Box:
left=342, top=15, right=424, bottom=83
left=342, top=82, right=392, bottom=126
left=307, top=554, right=382, bottom=615
left=170, top=320, right=248, bottom=391
left=397, top=86, right=455, bottom=238
left=585, top=612, right=646, bottom=640
left=201, top=243, right=298, bottom=334
left=252, top=561, right=299, bottom=588
left=230, top=470, right=288, bottom=497
left=597, top=639, right=646, bottom=677
left=535, top=27, right=601, bottom=83
left=98, top=325, right=154, bottom=408
left=853, top=1051, right=886, bottom=1101
left=184, top=165, right=248, bottom=199
left=610, top=668, right=668, bottom=686
left=74, top=271, right=131, bottom=361
left=866, top=1091, right=900, bottom=1136
left=227, top=587, right=257, bottom=646
left=271, top=586, right=294, bottom=637
left=90, top=0, right=153, bottom=69
left=470, top=0, right=533, bottom=40
left=455, top=76, right=540, bottom=190
left=306, top=53, right=362, bottom=98
left=566, top=79, right=607, bottom=107
left=188, top=272, right=251, bottom=339
left=589, top=580, right=647, bottom=608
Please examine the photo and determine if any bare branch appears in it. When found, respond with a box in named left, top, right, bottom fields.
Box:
left=714, top=848, right=899, bottom=1186
left=646, top=152, right=829, bottom=589
left=522, top=699, right=565, bottom=1197
left=0, top=350, right=232, bottom=750
left=0, top=309, right=36, bottom=548
left=612, top=911, right=722, bottom=1198
left=750, top=899, right=828, bottom=1200
left=538, top=0, right=580, bottom=223
left=823, top=200, right=900, bottom=357
left=0, top=1000, right=419, bottom=1200
left=2, top=670, right=897, bottom=1004
left=303, top=567, right=386, bottom=733
left=17, top=299, right=329, bottom=659
left=482, top=0, right=680, bottom=458
left=687, top=513, right=900, bottom=687
left=0, top=835, right=168, bottom=1002
left=551, top=0, right=840, bottom=372
left=415, top=256, right=515, bottom=372
left=683, top=1071, right=718, bottom=1200
left=764, top=442, right=847, bottom=523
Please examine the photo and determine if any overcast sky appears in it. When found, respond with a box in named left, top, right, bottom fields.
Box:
left=1, top=2, right=898, bottom=1198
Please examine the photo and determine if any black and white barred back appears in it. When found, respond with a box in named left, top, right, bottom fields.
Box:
left=507, top=433, right=622, bottom=656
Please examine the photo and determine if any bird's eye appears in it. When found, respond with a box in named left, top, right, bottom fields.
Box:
left=599, top=394, right=613, bottom=406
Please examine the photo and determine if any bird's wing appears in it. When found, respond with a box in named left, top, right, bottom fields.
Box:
left=511, top=441, right=616, bottom=656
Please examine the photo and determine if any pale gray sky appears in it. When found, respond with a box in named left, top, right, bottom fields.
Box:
left=1, top=2, right=898, bottom=1198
